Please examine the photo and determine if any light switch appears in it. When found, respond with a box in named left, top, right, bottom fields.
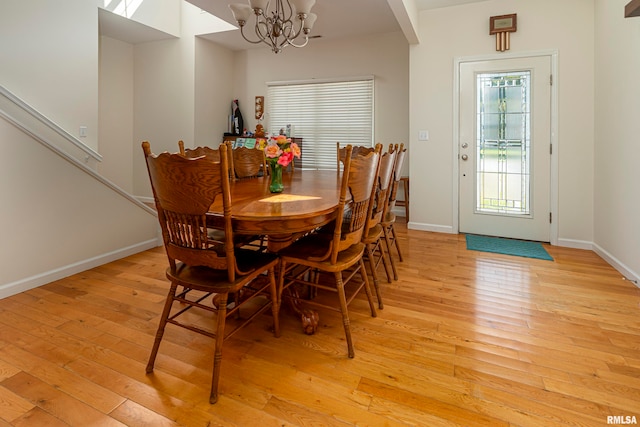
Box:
left=418, top=130, right=429, bottom=141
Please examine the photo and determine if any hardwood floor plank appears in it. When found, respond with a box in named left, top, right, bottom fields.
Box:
left=357, top=377, right=510, bottom=427
left=64, top=357, right=233, bottom=426
left=0, top=384, right=34, bottom=424
left=1, top=224, right=639, bottom=425
left=1, top=372, right=126, bottom=426
left=263, top=395, right=355, bottom=427
left=543, top=376, right=640, bottom=414
left=108, top=399, right=182, bottom=427
left=0, top=343, right=125, bottom=414
left=11, top=407, right=71, bottom=427
left=453, top=366, right=610, bottom=424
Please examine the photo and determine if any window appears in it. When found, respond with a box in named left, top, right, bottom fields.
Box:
left=476, top=71, right=531, bottom=215
left=267, top=77, right=374, bottom=169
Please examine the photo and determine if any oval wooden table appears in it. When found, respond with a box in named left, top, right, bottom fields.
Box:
left=208, top=169, right=343, bottom=334
left=210, top=169, right=343, bottom=252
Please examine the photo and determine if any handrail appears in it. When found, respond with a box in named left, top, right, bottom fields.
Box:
left=0, top=84, right=155, bottom=215
left=0, top=84, right=102, bottom=162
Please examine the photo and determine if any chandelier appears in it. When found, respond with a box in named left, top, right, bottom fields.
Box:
left=229, top=0, right=317, bottom=54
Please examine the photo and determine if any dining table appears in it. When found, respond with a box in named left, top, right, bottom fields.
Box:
left=207, top=168, right=344, bottom=334
left=209, top=169, right=343, bottom=252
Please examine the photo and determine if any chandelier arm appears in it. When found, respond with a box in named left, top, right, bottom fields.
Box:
left=238, top=15, right=279, bottom=49
left=280, top=17, right=303, bottom=40
left=256, top=19, right=275, bottom=44
left=230, top=0, right=315, bottom=53
left=238, top=25, right=267, bottom=45
left=284, top=35, right=309, bottom=49
left=282, top=0, right=295, bottom=22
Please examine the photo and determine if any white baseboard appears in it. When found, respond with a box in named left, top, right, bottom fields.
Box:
left=556, top=238, right=593, bottom=250
left=0, top=239, right=161, bottom=299
left=592, top=243, right=640, bottom=288
left=553, top=239, right=640, bottom=287
left=407, top=222, right=455, bottom=234
left=391, top=207, right=405, bottom=217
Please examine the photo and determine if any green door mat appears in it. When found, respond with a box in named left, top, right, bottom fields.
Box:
left=465, top=234, right=553, bottom=261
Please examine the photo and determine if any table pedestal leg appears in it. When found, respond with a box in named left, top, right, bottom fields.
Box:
left=268, top=234, right=320, bottom=334
left=285, top=285, right=319, bottom=335
left=267, top=232, right=307, bottom=252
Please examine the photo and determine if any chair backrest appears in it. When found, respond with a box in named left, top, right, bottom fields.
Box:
left=365, top=145, right=397, bottom=232
left=142, top=141, right=237, bottom=282
left=337, top=142, right=346, bottom=170
left=179, top=140, right=235, bottom=180
left=232, top=146, right=266, bottom=179
left=387, top=143, right=407, bottom=212
left=337, top=142, right=377, bottom=171
left=329, top=144, right=382, bottom=264
left=179, top=140, right=220, bottom=161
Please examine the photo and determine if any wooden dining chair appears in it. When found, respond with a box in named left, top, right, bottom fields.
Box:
left=177, top=140, right=262, bottom=249
left=232, top=146, right=266, bottom=179
left=361, top=145, right=397, bottom=308
left=142, top=141, right=280, bottom=404
left=381, top=143, right=407, bottom=280
left=277, top=144, right=381, bottom=358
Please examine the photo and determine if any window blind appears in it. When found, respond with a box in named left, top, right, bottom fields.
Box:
left=267, top=77, right=374, bottom=170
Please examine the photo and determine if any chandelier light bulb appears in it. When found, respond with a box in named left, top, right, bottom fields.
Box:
left=248, top=0, right=269, bottom=12
left=303, top=12, right=317, bottom=32
left=290, top=0, right=315, bottom=15
left=229, top=3, right=252, bottom=24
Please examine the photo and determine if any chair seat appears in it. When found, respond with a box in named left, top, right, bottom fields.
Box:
left=382, top=211, right=396, bottom=226
left=278, top=232, right=365, bottom=273
left=362, top=222, right=393, bottom=289
left=168, top=249, right=278, bottom=292
left=362, top=223, right=384, bottom=244
left=207, top=228, right=264, bottom=250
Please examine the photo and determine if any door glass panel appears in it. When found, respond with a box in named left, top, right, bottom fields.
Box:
left=476, top=71, right=531, bottom=216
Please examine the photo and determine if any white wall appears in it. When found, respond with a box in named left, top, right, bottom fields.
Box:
left=409, top=0, right=595, bottom=245
left=132, top=36, right=195, bottom=196
left=0, top=1, right=158, bottom=297
left=0, top=116, right=158, bottom=297
left=229, top=31, right=411, bottom=176
left=99, top=36, right=135, bottom=192
left=194, top=38, right=236, bottom=149
left=0, top=0, right=99, bottom=149
left=593, top=0, right=640, bottom=282
left=132, top=2, right=238, bottom=197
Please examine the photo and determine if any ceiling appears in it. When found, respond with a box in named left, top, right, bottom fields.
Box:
left=99, top=0, right=491, bottom=48
left=99, top=8, right=177, bottom=44
left=190, top=0, right=399, bottom=50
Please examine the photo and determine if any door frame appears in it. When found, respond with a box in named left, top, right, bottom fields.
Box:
left=452, top=50, right=559, bottom=245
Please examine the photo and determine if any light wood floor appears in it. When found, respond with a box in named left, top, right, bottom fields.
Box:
left=1, top=221, right=639, bottom=426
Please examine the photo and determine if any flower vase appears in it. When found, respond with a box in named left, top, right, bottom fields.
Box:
left=269, top=162, right=284, bottom=193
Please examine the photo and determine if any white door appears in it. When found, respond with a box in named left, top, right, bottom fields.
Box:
left=459, top=56, right=551, bottom=242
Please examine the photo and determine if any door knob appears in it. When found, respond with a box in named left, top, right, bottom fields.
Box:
left=461, top=154, right=468, bottom=161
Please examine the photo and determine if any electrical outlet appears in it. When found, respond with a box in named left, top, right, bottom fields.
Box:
left=79, top=126, right=88, bottom=137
